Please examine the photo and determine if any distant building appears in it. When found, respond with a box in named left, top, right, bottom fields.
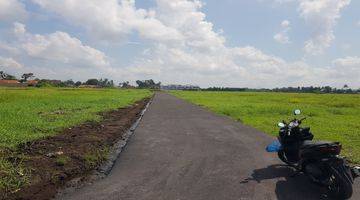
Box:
left=161, top=84, right=200, bottom=90
left=27, top=80, right=38, bottom=86
left=0, top=80, right=38, bottom=87
left=0, top=80, right=21, bottom=87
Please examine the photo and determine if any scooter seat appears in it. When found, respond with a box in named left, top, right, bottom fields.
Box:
left=301, top=140, right=338, bottom=149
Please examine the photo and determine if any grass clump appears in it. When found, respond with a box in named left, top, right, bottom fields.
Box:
left=55, top=156, right=70, bottom=166
left=171, top=91, right=360, bottom=163
left=84, top=147, right=110, bottom=169
left=0, top=156, right=29, bottom=198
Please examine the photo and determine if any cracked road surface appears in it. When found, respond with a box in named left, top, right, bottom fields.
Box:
left=59, top=92, right=359, bottom=200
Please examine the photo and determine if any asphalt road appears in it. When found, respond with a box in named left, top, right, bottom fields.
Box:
left=59, top=92, right=359, bottom=200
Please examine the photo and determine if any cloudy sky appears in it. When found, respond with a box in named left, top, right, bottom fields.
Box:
left=0, top=0, right=359, bottom=88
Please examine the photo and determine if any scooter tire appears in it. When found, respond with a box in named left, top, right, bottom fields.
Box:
left=328, top=166, right=353, bottom=199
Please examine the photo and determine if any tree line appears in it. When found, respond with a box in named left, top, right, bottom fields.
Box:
left=1, top=70, right=358, bottom=93
left=202, top=85, right=360, bottom=94
left=0, top=70, right=161, bottom=89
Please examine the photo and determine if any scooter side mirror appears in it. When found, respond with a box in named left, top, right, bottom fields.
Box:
left=278, top=122, right=285, bottom=128
left=294, top=109, right=301, bottom=115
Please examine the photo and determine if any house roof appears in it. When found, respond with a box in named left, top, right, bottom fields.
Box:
left=0, top=80, right=19, bottom=84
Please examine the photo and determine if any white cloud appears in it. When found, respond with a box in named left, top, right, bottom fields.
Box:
left=13, top=22, right=26, bottom=37
left=274, top=34, right=290, bottom=44
left=0, top=42, right=20, bottom=54
left=0, top=0, right=27, bottom=22
left=274, top=20, right=291, bottom=44
left=281, top=20, right=290, bottom=27
left=31, top=0, right=183, bottom=43
left=0, top=57, right=23, bottom=69
left=333, top=56, right=360, bottom=67
left=298, top=0, right=351, bottom=55
left=327, top=56, right=360, bottom=86
left=13, top=23, right=110, bottom=69
left=274, top=0, right=296, bottom=3
left=270, top=0, right=350, bottom=54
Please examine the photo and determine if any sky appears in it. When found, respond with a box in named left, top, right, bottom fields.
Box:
left=0, top=0, right=359, bottom=88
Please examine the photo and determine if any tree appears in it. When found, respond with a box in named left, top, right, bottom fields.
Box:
left=1, top=71, right=17, bottom=80
left=5, top=74, right=17, bottom=80
left=322, top=86, right=332, bottom=93
left=136, top=79, right=161, bottom=89
left=20, top=73, right=34, bottom=83
left=120, top=81, right=130, bottom=88
left=98, top=78, right=114, bottom=87
left=85, top=79, right=99, bottom=85
left=75, top=81, right=82, bottom=87
left=64, top=79, right=75, bottom=86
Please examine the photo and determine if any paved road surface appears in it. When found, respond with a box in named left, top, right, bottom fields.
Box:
left=60, top=92, right=359, bottom=200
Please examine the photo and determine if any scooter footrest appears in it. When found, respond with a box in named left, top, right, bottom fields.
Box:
left=351, top=166, right=360, bottom=178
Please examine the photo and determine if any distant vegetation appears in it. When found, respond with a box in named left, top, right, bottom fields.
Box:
left=0, top=70, right=162, bottom=89
left=171, top=91, right=360, bottom=163
left=0, top=71, right=16, bottom=80
left=136, top=79, right=161, bottom=89
left=202, top=85, right=360, bottom=94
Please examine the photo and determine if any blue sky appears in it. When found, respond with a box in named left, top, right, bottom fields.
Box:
left=0, top=0, right=359, bottom=88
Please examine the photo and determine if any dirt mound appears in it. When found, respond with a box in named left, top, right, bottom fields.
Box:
left=4, top=98, right=150, bottom=200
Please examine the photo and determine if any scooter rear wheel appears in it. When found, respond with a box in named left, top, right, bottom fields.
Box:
left=328, top=166, right=353, bottom=199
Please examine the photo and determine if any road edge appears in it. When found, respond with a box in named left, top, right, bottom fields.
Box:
left=55, top=95, right=154, bottom=198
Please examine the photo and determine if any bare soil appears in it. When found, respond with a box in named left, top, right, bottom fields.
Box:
left=3, top=98, right=150, bottom=200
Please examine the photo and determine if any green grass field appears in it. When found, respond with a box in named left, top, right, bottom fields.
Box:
left=0, top=87, right=152, bottom=148
left=171, top=91, right=360, bottom=163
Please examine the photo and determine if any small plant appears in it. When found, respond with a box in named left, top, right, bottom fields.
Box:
left=83, top=147, right=109, bottom=169
left=55, top=156, right=70, bottom=166
left=0, top=157, right=30, bottom=199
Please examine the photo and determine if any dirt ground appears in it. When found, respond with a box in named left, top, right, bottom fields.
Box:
left=2, top=98, right=150, bottom=200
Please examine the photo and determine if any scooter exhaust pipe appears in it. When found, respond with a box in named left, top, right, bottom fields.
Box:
left=351, top=166, right=360, bottom=178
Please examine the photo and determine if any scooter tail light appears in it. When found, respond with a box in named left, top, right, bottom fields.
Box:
left=319, top=144, right=341, bottom=155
